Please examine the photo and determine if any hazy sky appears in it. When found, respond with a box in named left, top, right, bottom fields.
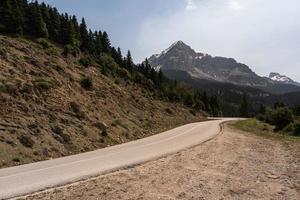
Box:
left=42, top=0, right=300, bottom=81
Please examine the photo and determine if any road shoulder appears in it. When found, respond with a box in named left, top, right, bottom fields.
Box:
left=20, top=122, right=300, bottom=200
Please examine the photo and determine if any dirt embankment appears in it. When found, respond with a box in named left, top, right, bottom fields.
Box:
left=0, top=35, right=204, bottom=169
left=22, top=123, right=300, bottom=200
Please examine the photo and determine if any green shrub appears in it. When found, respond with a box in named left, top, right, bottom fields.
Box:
left=32, top=79, right=53, bottom=90
left=265, top=107, right=294, bottom=131
left=283, top=123, right=295, bottom=133
left=18, top=135, right=35, bottom=148
left=98, top=54, right=118, bottom=75
left=116, top=67, right=131, bottom=80
left=0, top=46, right=8, bottom=59
left=36, top=38, right=51, bottom=49
left=80, top=76, right=93, bottom=90
left=79, top=56, right=93, bottom=67
left=63, top=44, right=80, bottom=56
left=293, top=122, right=300, bottom=136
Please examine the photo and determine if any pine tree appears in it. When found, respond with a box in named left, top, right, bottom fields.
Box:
left=87, top=29, right=96, bottom=53
left=40, top=2, right=50, bottom=27
left=48, top=7, right=61, bottom=42
left=60, top=13, right=71, bottom=44
left=201, top=91, right=210, bottom=113
left=126, top=50, right=133, bottom=71
left=101, top=31, right=111, bottom=53
left=111, top=47, right=123, bottom=66
left=239, top=94, right=249, bottom=117
left=117, top=47, right=123, bottom=65
left=94, top=30, right=102, bottom=55
left=66, top=19, right=76, bottom=45
left=158, top=69, right=164, bottom=85
left=35, top=7, right=48, bottom=38
left=259, top=104, right=266, bottom=114
left=79, top=18, right=89, bottom=51
left=71, top=15, right=80, bottom=41
left=9, top=0, right=25, bottom=35
left=0, top=0, right=12, bottom=33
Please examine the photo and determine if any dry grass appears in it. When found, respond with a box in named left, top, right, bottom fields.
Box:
left=231, top=118, right=300, bottom=142
left=0, top=35, right=205, bottom=168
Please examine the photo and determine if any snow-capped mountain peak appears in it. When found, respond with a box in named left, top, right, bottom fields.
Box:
left=268, top=72, right=300, bottom=86
left=154, top=41, right=194, bottom=58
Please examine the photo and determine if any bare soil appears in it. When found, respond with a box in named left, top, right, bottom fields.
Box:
left=21, top=123, right=300, bottom=200
left=0, top=35, right=204, bottom=168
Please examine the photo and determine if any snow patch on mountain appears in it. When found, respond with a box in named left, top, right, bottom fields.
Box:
left=268, top=72, right=300, bottom=86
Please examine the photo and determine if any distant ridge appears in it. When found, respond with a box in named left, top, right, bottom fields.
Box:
left=149, top=41, right=300, bottom=94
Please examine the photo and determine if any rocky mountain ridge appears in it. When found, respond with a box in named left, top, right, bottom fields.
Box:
left=149, top=41, right=300, bottom=94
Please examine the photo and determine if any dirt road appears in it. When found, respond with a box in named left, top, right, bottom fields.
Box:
left=21, top=123, right=300, bottom=200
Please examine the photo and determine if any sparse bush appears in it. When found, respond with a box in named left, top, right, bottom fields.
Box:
left=36, top=38, right=51, bottom=49
left=28, top=123, right=40, bottom=135
left=256, top=113, right=266, bottom=122
left=18, top=135, right=35, bottom=148
left=79, top=56, right=93, bottom=67
left=32, top=79, right=53, bottom=90
left=0, top=81, right=19, bottom=95
left=12, top=157, right=21, bottom=162
left=0, top=46, right=8, bottom=59
left=51, top=64, right=63, bottom=72
left=51, top=126, right=64, bottom=135
left=69, top=102, right=85, bottom=119
left=165, top=108, right=173, bottom=114
left=293, top=122, right=300, bottom=136
left=80, top=76, right=93, bottom=90
left=94, top=122, right=108, bottom=136
left=20, top=83, right=33, bottom=93
left=51, top=126, right=71, bottom=144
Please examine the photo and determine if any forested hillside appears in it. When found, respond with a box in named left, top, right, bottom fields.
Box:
left=0, top=0, right=223, bottom=116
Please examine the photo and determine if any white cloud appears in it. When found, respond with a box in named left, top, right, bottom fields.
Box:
left=185, top=0, right=197, bottom=10
left=136, top=0, right=300, bottom=81
left=228, top=0, right=244, bottom=10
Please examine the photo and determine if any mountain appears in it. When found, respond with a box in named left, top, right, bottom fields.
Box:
left=268, top=72, right=300, bottom=86
left=149, top=41, right=300, bottom=94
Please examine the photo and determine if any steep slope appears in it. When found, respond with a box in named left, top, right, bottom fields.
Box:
left=149, top=41, right=300, bottom=94
left=0, top=35, right=204, bottom=168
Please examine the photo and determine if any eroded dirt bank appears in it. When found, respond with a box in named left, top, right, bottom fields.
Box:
left=21, top=123, right=300, bottom=200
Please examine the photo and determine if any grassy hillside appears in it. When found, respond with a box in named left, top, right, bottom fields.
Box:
left=232, top=119, right=300, bottom=142
left=0, top=35, right=205, bottom=168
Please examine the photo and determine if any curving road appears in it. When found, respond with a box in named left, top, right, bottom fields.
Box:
left=0, top=118, right=239, bottom=199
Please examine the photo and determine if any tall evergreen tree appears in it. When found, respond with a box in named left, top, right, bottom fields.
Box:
left=79, top=18, right=89, bottom=51
left=48, top=7, right=61, bottom=42
left=126, top=50, right=134, bottom=71
left=71, top=15, right=80, bottom=41
left=60, top=13, right=72, bottom=44
left=94, top=30, right=102, bottom=55
left=0, top=0, right=13, bottom=33
left=239, top=94, right=250, bottom=117
left=101, top=31, right=111, bottom=53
